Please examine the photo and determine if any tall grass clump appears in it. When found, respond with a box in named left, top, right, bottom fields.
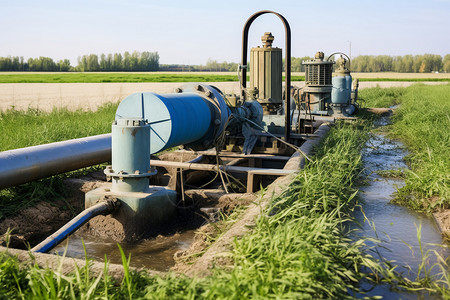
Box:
left=207, top=122, right=373, bottom=298
left=360, top=84, right=449, bottom=212
left=388, top=84, right=450, bottom=212
left=358, top=85, right=405, bottom=108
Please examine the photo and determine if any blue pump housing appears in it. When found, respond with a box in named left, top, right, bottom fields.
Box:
left=331, top=75, right=352, bottom=104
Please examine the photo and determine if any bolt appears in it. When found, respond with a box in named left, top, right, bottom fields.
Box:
left=214, top=119, right=221, bottom=125
left=175, top=87, right=182, bottom=93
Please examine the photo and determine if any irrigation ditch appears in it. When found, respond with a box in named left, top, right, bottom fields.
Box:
left=352, top=109, right=449, bottom=298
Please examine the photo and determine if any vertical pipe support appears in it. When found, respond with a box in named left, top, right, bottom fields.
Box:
left=104, top=118, right=156, bottom=193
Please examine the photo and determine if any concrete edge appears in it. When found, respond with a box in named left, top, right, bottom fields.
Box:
left=185, top=122, right=332, bottom=276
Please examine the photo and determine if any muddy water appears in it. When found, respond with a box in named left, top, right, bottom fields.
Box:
left=52, top=229, right=196, bottom=271
left=352, top=116, right=449, bottom=298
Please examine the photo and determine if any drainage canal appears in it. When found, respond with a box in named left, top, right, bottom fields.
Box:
left=352, top=114, right=449, bottom=298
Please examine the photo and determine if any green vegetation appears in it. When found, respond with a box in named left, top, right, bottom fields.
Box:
left=357, top=77, right=450, bottom=82
left=360, top=84, right=450, bottom=212
left=3, top=72, right=450, bottom=84
left=292, top=54, right=450, bottom=72
left=0, top=104, right=117, bottom=151
left=351, top=54, right=449, bottom=73
left=0, top=104, right=118, bottom=217
left=0, top=73, right=240, bottom=83
left=358, top=86, right=405, bottom=108
left=0, top=51, right=159, bottom=72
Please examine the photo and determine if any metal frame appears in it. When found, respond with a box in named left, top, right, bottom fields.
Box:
left=240, top=10, right=292, bottom=141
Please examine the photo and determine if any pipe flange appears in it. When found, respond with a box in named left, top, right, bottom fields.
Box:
left=177, top=83, right=230, bottom=150
left=104, top=165, right=157, bottom=179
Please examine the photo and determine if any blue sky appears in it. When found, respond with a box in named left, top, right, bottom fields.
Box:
left=1, top=0, right=449, bottom=65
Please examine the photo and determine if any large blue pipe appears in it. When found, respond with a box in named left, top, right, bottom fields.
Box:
left=115, top=84, right=232, bottom=154
left=116, top=92, right=214, bottom=154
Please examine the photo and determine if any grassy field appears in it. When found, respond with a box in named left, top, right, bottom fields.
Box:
left=1, top=72, right=450, bottom=83
left=0, top=73, right=241, bottom=83
left=0, top=104, right=117, bottom=216
left=360, top=84, right=450, bottom=213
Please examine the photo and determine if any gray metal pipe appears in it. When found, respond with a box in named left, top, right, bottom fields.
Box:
left=0, top=134, right=111, bottom=190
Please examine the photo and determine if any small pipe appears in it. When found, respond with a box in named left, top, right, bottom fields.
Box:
left=31, top=199, right=119, bottom=253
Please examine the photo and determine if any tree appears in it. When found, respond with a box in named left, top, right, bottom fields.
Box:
left=443, top=54, right=450, bottom=73
left=57, top=59, right=71, bottom=71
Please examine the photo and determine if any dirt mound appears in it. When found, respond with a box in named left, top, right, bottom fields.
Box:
left=0, top=179, right=105, bottom=249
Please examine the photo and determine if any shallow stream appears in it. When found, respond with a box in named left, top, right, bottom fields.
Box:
left=352, top=116, right=449, bottom=298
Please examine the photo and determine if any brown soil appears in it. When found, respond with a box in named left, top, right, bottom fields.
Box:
left=433, top=210, right=450, bottom=240
left=0, top=173, right=106, bottom=249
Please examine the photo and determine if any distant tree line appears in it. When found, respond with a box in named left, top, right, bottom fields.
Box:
left=76, top=51, right=159, bottom=71
left=0, top=51, right=159, bottom=72
left=350, top=54, right=449, bottom=73
left=291, top=54, right=450, bottom=73
left=159, top=59, right=239, bottom=72
left=0, top=56, right=71, bottom=71
left=1, top=52, right=450, bottom=73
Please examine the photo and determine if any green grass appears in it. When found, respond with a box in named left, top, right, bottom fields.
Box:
left=357, top=85, right=405, bottom=108
left=0, top=104, right=117, bottom=151
left=0, top=73, right=239, bottom=83
left=2, top=72, right=450, bottom=83
left=0, top=73, right=306, bottom=83
left=360, top=84, right=450, bottom=212
left=357, top=78, right=450, bottom=82
left=0, top=103, right=118, bottom=217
